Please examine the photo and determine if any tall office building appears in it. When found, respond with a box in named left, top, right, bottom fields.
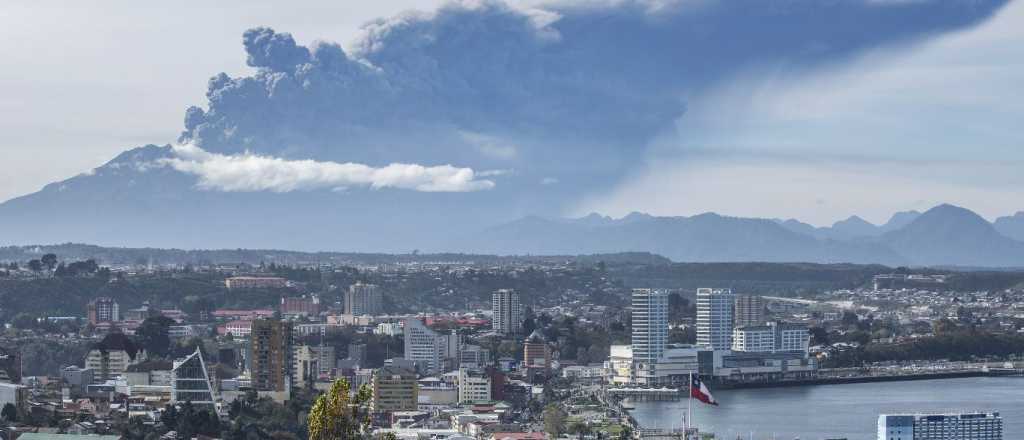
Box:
left=878, top=412, right=1003, bottom=440
left=293, top=345, right=336, bottom=388
left=250, top=319, right=293, bottom=392
left=87, top=297, right=120, bottom=325
left=171, top=348, right=216, bottom=408
left=631, top=289, right=668, bottom=384
left=403, top=319, right=458, bottom=375
left=734, top=295, right=765, bottom=327
left=696, top=288, right=736, bottom=351
left=345, top=282, right=383, bottom=316
left=492, top=289, right=522, bottom=335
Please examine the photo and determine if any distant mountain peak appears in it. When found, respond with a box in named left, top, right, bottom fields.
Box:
left=621, top=211, right=655, bottom=222
left=880, top=210, right=923, bottom=233
left=834, top=215, right=874, bottom=227
left=921, top=203, right=987, bottom=222
left=880, top=204, right=1024, bottom=267
left=994, top=211, right=1024, bottom=242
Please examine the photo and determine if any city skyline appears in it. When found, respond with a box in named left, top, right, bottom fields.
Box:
left=1, top=1, right=1022, bottom=439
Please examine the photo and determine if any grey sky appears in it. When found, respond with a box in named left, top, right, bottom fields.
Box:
left=1, top=0, right=1020, bottom=227
left=0, top=0, right=444, bottom=203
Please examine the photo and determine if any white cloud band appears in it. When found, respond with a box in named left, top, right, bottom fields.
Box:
left=159, top=144, right=495, bottom=193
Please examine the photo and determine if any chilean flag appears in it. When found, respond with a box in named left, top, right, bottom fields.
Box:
left=690, top=375, right=718, bottom=406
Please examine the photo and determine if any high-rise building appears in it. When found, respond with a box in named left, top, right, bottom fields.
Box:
left=347, top=343, right=368, bottom=365
left=371, top=366, right=418, bottom=413
left=250, top=319, right=293, bottom=392
left=696, top=288, right=735, bottom=351
left=403, top=319, right=458, bottom=375
left=491, top=289, right=522, bottom=335
left=346, top=282, right=383, bottom=316
left=171, top=348, right=217, bottom=408
left=631, top=289, right=668, bottom=384
left=878, top=412, right=1003, bottom=440
left=732, top=322, right=810, bottom=353
left=87, top=297, right=120, bottom=325
left=293, top=345, right=336, bottom=388
left=734, top=295, right=765, bottom=327
left=523, top=330, right=551, bottom=370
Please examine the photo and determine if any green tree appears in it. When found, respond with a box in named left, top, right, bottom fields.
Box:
left=809, top=326, right=830, bottom=346
left=619, top=425, right=633, bottom=440
left=2, top=403, right=17, bottom=422
left=136, top=316, right=175, bottom=358
left=27, top=259, right=43, bottom=272
left=933, top=318, right=959, bottom=335
left=307, top=378, right=372, bottom=440
left=522, top=317, right=537, bottom=337
left=41, top=254, right=58, bottom=271
left=11, top=313, right=37, bottom=330
left=543, top=404, right=567, bottom=438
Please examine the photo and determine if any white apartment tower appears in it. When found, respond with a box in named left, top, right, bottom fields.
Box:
left=696, top=288, right=736, bottom=351
left=492, top=289, right=522, bottom=335
left=630, top=289, right=668, bottom=384
left=403, top=318, right=458, bottom=375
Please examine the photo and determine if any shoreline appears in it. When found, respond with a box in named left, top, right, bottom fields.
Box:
left=715, top=370, right=1021, bottom=390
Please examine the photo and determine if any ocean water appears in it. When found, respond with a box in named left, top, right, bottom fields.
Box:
left=629, top=377, right=1024, bottom=440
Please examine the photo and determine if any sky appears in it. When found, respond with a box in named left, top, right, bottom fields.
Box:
left=1, top=0, right=1021, bottom=227
left=0, top=0, right=442, bottom=203
left=575, top=0, right=1024, bottom=225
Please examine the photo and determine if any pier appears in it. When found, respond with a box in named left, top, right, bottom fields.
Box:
left=605, top=386, right=685, bottom=401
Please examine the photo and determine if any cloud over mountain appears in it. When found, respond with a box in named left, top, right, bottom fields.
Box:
left=160, top=144, right=495, bottom=193
left=0, top=0, right=1013, bottom=253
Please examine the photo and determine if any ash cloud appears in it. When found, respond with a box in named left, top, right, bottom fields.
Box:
left=178, top=0, right=1007, bottom=185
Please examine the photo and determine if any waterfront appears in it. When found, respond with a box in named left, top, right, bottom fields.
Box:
left=629, top=377, right=1024, bottom=439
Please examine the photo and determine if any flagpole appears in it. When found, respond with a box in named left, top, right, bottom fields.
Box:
left=686, top=371, right=692, bottom=436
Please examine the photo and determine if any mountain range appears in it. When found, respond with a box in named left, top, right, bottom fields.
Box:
left=468, top=204, right=1024, bottom=268
left=0, top=144, right=1021, bottom=268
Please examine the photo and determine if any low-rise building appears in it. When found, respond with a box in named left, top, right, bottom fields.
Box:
left=372, top=366, right=418, bottom=413
left=732, top=322, right=810, bottom=353
left=457, top=369, right=491, bottom=405
left=878, top=412, right=1003, bottom=440
left=225, top=276, right=287, bottom=290
left=522, top=331, right=551, bottom=371
left=86, top=333, right=144, bottom=382
left=281, top=295, right=320, bottom=317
